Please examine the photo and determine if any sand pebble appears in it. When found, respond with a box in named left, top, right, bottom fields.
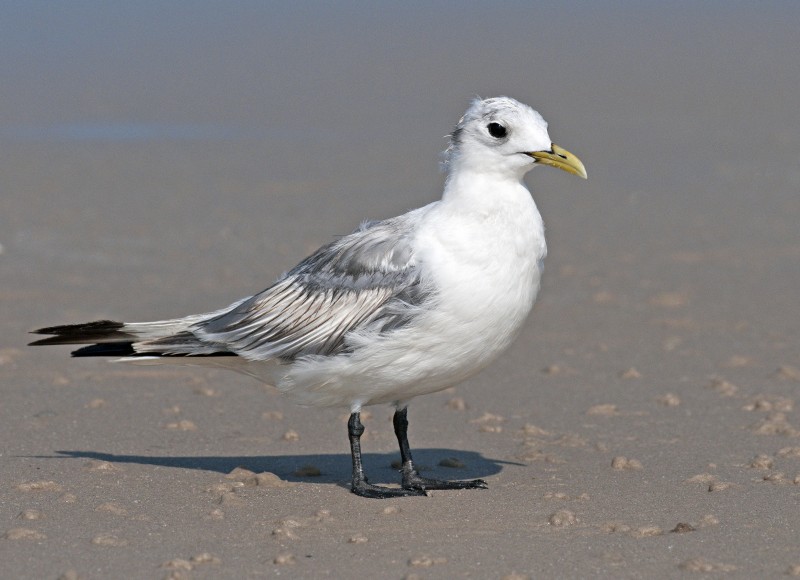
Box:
left=208, top=482, right=243, bottom=496
left=438, top=457, right=464, bottom=468
left=95, top=502, right=128, bottom=516
left=775, top=365, right=800, bottom=382
left=160, top=553, right=220, bottom=573
left=91, top=534, right=128, bottom=547
left=707, top=377, right=738, bottom=397
left=708, top=481, right=733, bottom=492
left=632, top=526, right=663, bottom=538
left=165, top=419, right=197, bottom=431
left=206, top=509, right=225, bottom=520
left=217, top=491, right=244, bottom=506
left=348, top=534, right=368, bottom=544
left=382, top=506, right=401, bottom=515
left=548, top=510, right=578, bottom=527
left=278, top=517, right=304, bottom=528
left=749, top=454, right=775, bottom=469
left=262, top=411, right=284, bottom=420
left=520, top=423, right=552, bottom=437
left=293, top=465, right=322, bottom=477
left=162, top=559, right=193, bottom=571
left=611, top=456, right=643, bottom=471
left=282, top=429, right=300, bottom=441
left=16, top=480, right=63, bottom=493
left=657, top=393, right=681, bottom=407
left=59, top=493, right=77, bottom=503
left=471, top=412, right=505, bottom=423
left=671, top=522, right=695, bottom=533
left=686, top=473, right=716, bottom=484
left=226, top=467, right=256, bottom=480
left=479, top=424, right=503, bottom=433
left=619, top=367, right=642, bottom=379
left=250, top=472, right=295, bottom=487
left=276, top=516, right=304, bottom=528
left=697, top=514, right=719, bottom=527
left=274, top=553, right=296, bottom=565
left=191, top=553, right=220, bottom=565
left=743, top=395, right=793, bottom=412
left=547, top=492, right=588, bottom=501
left=86, top=460, right=120, bottom=472
left=762, top=472, right=788, bottom=484
left=445, top=397, right=467, bottom=411
left=17, top=509, right=44, bottom=520
left=777, top=446, right=800, bottom=458
left=272, top=511, right=331, bottom=539
left=679, top=557, right=736, bottom=573
left=4, top=527, right=46, bottom=540
left=749, top=412, right=799, bottom=436
left=587, top=404, right=619, bottom=416
left=409, top=555, right=448, bottom=567
left=240, top=471, right=295, bottom=487
left=516, top=448, right=563, bottom=464
left=193, top=386, right=218, bottom=396
left=86, top=398, right=107, bottom=409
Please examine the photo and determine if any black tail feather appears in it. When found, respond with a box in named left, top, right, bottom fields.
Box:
left=70, top=342, right=238, bottom=358
left=29, top=320, right=133, bottom=346
left=72, top=342, right=136, bottom=357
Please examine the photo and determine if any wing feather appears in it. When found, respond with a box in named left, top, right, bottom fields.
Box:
left=192, top=211, right=431, bottom=361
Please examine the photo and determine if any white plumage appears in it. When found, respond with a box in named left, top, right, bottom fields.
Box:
left=31, top=96, right=586, bottom=498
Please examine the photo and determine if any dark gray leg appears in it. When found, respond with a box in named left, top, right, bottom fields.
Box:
left=393, top=407, right=488, bottom=491
left=348, top=412, right=425, bottom=499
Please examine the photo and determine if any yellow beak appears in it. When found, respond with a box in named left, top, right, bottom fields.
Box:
left=528, top=143, right=587, bottom=179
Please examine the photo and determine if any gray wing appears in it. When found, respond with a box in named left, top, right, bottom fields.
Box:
left=191, top=212, right=429, bottom=361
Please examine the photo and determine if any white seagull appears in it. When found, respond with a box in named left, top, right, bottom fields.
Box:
left=31, top=96, right=586, bottom=498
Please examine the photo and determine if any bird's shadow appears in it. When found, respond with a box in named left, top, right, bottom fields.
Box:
left=49, top=449, right=518, bottom=488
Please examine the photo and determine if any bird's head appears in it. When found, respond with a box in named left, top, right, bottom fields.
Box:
left=444, top=96, right=586, bottom=181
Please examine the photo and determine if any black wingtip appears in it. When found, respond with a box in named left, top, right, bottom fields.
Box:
left=29, top=320, right=131, bottom=346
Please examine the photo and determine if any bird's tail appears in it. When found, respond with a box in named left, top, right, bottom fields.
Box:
left=29, top=314, right=237, bottom=358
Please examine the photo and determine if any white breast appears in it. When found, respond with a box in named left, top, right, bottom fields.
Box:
left=276, top=180, right=546, bottom=409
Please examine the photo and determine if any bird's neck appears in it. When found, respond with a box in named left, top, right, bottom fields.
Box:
left=441, top=166, right=530, bottom=212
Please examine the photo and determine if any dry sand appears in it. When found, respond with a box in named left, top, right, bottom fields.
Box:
left=2, top=4, right=799, bottom=578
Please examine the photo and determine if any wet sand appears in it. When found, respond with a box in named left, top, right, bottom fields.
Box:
left=2, top=3, right=799, bottom=578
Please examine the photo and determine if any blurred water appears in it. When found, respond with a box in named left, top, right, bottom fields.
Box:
left=1, top=1, right=798, bottom=322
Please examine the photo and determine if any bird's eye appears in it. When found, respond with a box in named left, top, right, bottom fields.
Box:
left=487, top=122, right=507, bottom=139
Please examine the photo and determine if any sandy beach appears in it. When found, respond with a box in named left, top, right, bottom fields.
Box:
left=2, top=3, right=799, bottom=578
